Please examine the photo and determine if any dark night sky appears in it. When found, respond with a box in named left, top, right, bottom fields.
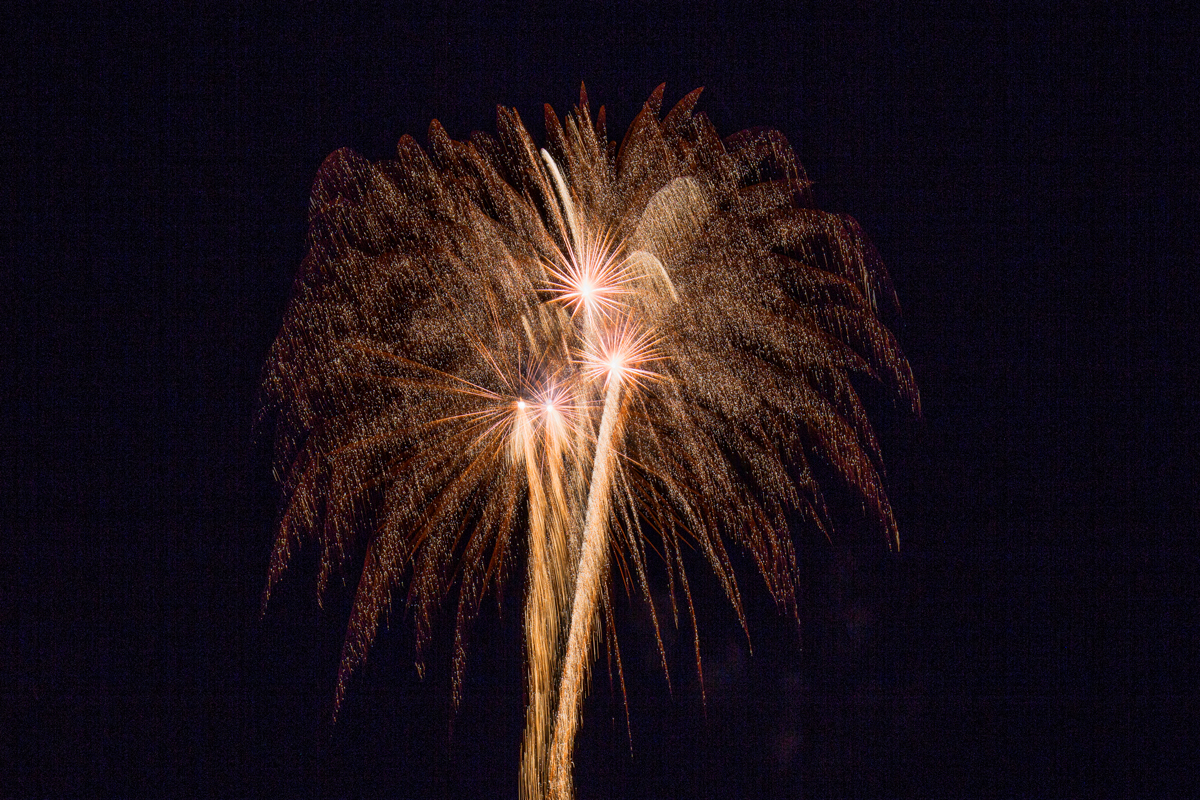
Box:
left=7, top=2, right=1196, bottom=797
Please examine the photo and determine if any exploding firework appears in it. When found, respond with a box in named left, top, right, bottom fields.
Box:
left=260, top=84, right=919, bottom=800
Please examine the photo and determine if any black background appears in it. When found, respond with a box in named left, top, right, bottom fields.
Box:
left=8, top=2, right=1196, bottom=797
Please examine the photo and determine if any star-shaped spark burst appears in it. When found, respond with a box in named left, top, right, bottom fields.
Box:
left=544, top=230, right=636, bottom=321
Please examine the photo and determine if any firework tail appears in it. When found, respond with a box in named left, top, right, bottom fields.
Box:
left=518, top=403, right=550, bottom=800
left=519, top=403, right=573, bottom=800
left=548, top=375, right=622, bottom=800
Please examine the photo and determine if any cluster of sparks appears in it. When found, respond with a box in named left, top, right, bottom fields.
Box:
left=260, top=85, right=918, bottom=800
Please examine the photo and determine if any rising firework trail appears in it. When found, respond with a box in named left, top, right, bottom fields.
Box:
left=260, top=84, right=919, bottom=800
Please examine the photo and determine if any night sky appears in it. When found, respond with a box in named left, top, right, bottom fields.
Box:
left=8, top=3, right=1195, bottom=797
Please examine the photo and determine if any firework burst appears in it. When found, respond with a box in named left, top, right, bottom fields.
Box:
left=261, top=83, right=918, bottom=800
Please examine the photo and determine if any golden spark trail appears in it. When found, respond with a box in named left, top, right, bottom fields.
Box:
left=518, top=402, right=555, bottom=800
left=548, top=371, right=622, bottom=800
left=518, top=383, right=576, bottom=800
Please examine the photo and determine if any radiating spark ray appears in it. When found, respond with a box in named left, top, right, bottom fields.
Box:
left=348, top=340, right=511, bottom=403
